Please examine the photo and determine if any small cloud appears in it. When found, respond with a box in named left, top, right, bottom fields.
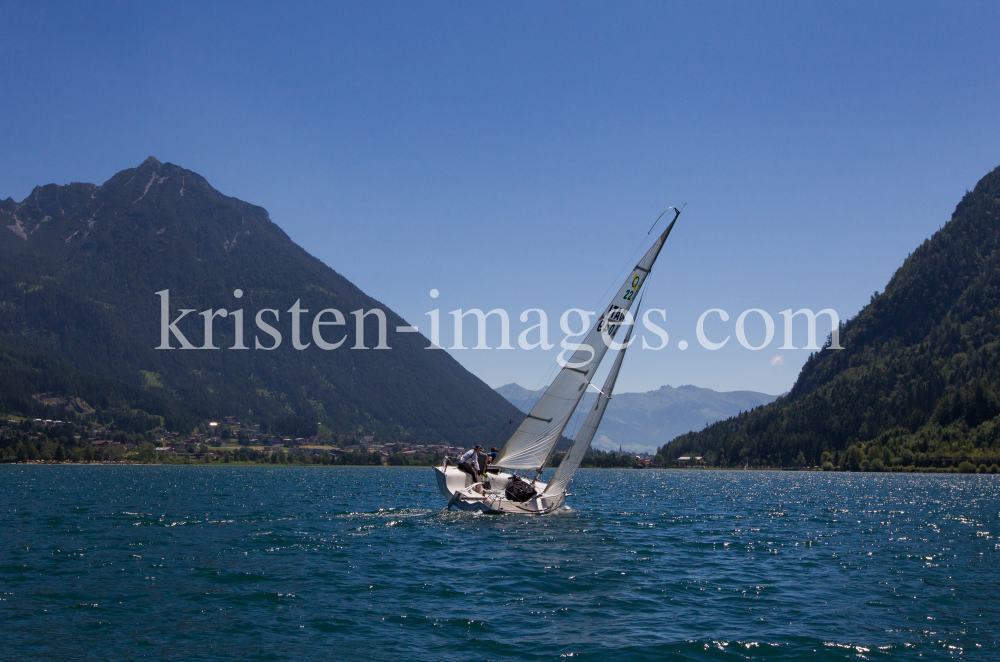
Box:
left=770, top=355, right=784, bottom=366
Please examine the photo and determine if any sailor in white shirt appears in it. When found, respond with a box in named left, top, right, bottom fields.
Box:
left=457, top=445, right=482, bottom=483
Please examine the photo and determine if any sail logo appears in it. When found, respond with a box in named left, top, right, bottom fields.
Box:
left=622, top=273, right=641, bottom=301
left=596, top=304, right=627, bottom=336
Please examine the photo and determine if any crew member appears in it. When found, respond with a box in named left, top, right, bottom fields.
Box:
left=458, top=445, right=482, bottom=483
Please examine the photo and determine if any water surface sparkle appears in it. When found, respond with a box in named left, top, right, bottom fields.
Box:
left=2, top=467, right=997, bottom=660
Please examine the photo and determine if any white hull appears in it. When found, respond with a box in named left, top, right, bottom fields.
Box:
left=433, top=465, right=566, bottom=514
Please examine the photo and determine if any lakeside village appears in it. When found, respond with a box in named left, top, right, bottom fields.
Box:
left=0, top=415, right=657, bottom=468
left=7, top=416, right=998, bottom=473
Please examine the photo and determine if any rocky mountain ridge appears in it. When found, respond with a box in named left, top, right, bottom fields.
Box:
left=0, top=157, right=522, bottom=443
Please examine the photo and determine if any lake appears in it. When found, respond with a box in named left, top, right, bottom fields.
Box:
left=1, top=466, right=997, bottom=660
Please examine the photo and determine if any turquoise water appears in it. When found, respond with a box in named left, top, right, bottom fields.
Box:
left=1, top=467, right=998, bottom=660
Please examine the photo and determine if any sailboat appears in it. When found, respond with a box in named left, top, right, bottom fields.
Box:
left=434, top=207, right=682, bottom=513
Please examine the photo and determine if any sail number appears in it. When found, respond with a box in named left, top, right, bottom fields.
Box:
left=596, top=274, right=641, bottom=335
left=622, top=273, right=641, bottom=301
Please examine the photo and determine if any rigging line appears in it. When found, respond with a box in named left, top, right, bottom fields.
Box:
left=562, top=400, right=588, bottom=446
left=564, top=383, right=600, bottom=443
left=497, top=357, right=561, bottom=453
left=585, top=205, right=680, bottom=319
left=503, top=209, right=673, bottom=457
left=632, top=290, right=646, bottom=328
left=509, top=351, right=562, bottom=419
left=528, top=360, right=561, bottom=402
left=647, top=204, right=686, bottom=235
left=488, top=417, right=515, bottom=448
left=568, top=292, right=647, bottom=454
left=564, top=291, right=647, bottom=446
left=588, top=383, right=611, bottom=399
left=587, top=236, right=649, bottom=314
left=497, top=366, right=565, bottom=453
left=510, top=206, right=674, bottom=441
left=482, top=415, right=510, bottom=448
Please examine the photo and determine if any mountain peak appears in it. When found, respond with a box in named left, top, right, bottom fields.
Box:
left=0, top=159, right=523, bottom=443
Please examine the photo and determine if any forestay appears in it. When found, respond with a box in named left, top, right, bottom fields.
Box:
left=543, top=314, right=637, bottom=495
left=494, top=211, right=679, bottom=471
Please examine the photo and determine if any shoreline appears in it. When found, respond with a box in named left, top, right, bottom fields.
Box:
left=1, top=461, right=993, bottom=474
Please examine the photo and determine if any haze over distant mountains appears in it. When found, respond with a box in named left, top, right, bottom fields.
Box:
left=496, top=383, right=778, bottom=453
left=0, top=157, right=522, bottom=442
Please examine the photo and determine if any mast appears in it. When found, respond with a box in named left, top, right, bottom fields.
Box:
left=543, top=305, right=639, bottom=495
left=494, top=208, right=681, bottom=472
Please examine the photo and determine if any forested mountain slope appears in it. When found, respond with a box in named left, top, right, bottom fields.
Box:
left=0, top=337, right=198, bottom=432
left=0, top=158, right=521, bottom=442
left=664, top=164, right=1000, bottom=471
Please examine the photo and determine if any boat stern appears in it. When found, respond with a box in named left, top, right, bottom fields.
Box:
left=433, top=464, right=472, bottom=500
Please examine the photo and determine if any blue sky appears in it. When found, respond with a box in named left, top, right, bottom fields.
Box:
left=2, top=2, right=999, bottom=395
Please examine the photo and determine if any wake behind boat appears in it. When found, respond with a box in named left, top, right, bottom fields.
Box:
left=434, top=207, right=682, bottom=513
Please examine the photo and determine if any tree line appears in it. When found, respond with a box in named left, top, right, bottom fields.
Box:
left=664, top=165, right=1000, bottom=472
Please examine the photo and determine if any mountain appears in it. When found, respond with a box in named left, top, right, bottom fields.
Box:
left=0, top=157, right=522, bottom=443
left=0, top=336, right=198, bottom=432
left=496, top=383, right=778, bottom=453
left=664, top=163, right=1000, bottom=471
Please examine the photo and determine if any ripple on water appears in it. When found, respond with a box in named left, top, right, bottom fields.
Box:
left=1, top=466, right=998, bottom=660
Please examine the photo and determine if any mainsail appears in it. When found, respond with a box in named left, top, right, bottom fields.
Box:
left=543, top=312, right=637, bottom=495
left=494, top=209, right=680, bottom=471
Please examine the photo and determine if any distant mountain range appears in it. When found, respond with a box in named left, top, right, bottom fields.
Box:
left=667, top=163, right=1000, bottom=471
left=496, top=383, right=778, bottom=453
left=0, top=157, right=523, bottom=443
